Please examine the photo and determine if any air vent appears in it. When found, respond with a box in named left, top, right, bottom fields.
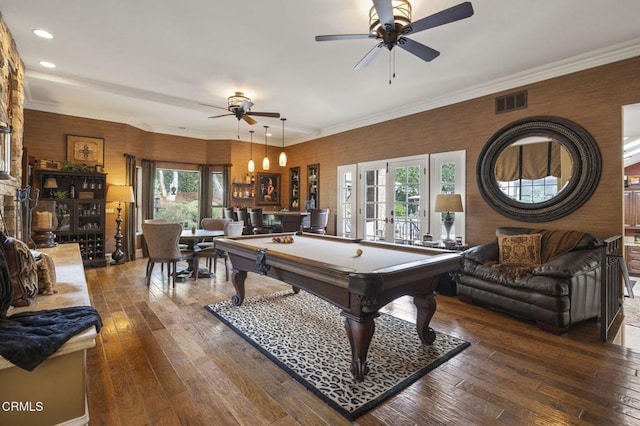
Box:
left=495, top=90, right=527, bottom=114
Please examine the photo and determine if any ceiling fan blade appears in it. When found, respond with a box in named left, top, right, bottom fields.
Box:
left=354, top=43, right=384, bottom=70
left=200, top=103, right=229, bottom=111
left=372, top=0, right=395, bottom=27
left=397, top=37, right=440, bottom=62
left=208, top=113, right=233, bottom=119
left=240, top=100, right=254, bottom=111
left=242, top=115, right=258, bottom=125
left=247, top=111, right=281, bottom=118
left=401, top=2, right=474, bottom=35
left=315, top=34, right=374, bottom=42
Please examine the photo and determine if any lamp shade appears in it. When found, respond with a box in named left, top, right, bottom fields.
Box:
left=434, top=194, right=463, bottom=212
left=106, top=185, right=135, bottom=203
left=43, top=177, right=58, bottom=189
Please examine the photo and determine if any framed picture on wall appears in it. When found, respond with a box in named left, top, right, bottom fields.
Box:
left=66, top=135, right=104, bottom=166
left=257, top=173, right=281, bottom=205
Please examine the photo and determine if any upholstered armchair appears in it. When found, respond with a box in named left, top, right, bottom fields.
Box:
left=141, top=222, right=194, bottom=287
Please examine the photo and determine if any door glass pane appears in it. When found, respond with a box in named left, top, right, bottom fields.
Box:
left=154, top=168, right=200, bottom=229
left=393, top=165, right=421, bottom=243
left=363, top=168, right=386, bottom=241
left=341, top=171, right=353, bottom=237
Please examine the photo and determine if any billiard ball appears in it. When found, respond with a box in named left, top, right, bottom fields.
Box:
left=356, top=249, right=363, bottom=257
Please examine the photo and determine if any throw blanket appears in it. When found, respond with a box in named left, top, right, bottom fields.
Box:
left=489, top=230, right=590, bottom=278
left=535, top=229, right=589, bottom=263
left=0, top=306, right=102, bottom=371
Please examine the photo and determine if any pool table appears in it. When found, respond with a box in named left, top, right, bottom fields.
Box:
left=214, top=232, right=462, bottom=381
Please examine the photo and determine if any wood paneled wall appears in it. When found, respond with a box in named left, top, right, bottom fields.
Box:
left=23, top=56, right=640, bottom=252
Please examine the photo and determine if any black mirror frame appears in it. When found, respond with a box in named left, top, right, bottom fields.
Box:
left=477, top=116, right=601, bottom=222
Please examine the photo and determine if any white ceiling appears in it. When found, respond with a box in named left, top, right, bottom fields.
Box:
left=1, top=0, right=640, bottom=148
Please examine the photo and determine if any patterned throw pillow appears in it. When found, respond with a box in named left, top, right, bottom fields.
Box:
left=498, top=233, right=542, bottom=266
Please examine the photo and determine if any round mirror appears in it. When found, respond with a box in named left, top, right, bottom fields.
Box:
left=477, top=116, right=601, bottom=222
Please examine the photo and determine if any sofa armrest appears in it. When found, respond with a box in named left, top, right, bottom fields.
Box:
left=533, top=249, right=601, bottom=278
left=463, top=241, right=499, bottom=265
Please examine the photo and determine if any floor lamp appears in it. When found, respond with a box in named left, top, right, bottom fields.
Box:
left=434, top=193, right=464, bottom=243
left=107, top=185, right=135, bottom=265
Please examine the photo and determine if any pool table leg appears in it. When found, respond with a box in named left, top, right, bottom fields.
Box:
left=414, top=293, right=437, bottom=345
left=231, top=269, right=247, bottom=306
left=343, top=313, right=377, bottom=382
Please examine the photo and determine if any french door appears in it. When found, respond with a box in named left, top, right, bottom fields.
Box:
left=358, top=156, right=427, bottom=242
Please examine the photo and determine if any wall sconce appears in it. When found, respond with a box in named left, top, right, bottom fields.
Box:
left=263, top=125, right=270, bottom=171
left=0, top=126, right=12, bottom=180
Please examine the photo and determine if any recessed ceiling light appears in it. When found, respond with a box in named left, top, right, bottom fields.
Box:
left=33, top=29, right=53, bottom=39
left=39, top=61, right=56, bottom=68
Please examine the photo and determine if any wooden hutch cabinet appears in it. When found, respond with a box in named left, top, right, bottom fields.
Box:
left=35, top=170, right=107, bottom=267
left=289, top=166, right=300, bottom=210
left=307, top=164, right=319, bottom=209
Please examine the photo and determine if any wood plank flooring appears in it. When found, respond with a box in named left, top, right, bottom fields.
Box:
left=85, top=258, right=640, bottom=425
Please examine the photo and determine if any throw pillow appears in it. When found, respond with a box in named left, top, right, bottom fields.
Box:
left=34, top=251, right=57, bottom=295
left=3, top=236, right=39, bottom=307
left=498, top=233, right=542, bottom=266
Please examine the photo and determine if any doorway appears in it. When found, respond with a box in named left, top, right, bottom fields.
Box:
left=616, top=102, right=640, bottom=350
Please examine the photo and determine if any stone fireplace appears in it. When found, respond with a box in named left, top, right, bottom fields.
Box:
left=0, top=13, right=26, bottom=238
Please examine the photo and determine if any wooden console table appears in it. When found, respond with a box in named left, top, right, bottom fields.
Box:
left=0, top=244, right=96, bottom=426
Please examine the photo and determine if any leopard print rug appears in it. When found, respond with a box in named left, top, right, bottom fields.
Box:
left=205, top=290, right=469, bottom=420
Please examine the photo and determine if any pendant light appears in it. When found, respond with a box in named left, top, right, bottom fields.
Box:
left=262, top=125, right=270, bottom=171
left=279, top=118, right=287, bottom=167
left=247, top=130, right=255, bottom=172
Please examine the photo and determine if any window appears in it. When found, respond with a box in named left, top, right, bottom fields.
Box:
left=498, top=176, right=559, bottom=203
left=429, top=150, right=466, bottom=242
left=153, top=168, right=200, bottom=228
left=211, top=171, right=224, bottom=218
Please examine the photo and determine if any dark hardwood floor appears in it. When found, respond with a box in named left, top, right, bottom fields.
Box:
left=85, top=257, right=640, bottom=425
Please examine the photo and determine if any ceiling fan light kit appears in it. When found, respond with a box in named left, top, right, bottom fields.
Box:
left=369, top=0, right=411, bottom=35
left=208, top=91, right=280, bottom=126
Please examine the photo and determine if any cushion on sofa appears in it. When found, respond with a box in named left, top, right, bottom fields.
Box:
left=498, top=233, right=542, bottom=266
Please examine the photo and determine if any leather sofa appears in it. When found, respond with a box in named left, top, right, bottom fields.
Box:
left=455, top=227, right=604, bottom=334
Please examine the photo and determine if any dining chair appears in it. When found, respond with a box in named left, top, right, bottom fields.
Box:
left=195, top=220, right=244, bottom=281
left=249, top=208, right=272, bottom=234
left=194, top=218, right=230, bottom=276
left=223, top=208, right=236, bottom=221
left=304, top=208, right=330, bottom=234
left=141, top=222, right=194, bottom=287
left=236, top=208, right=251, bottom=235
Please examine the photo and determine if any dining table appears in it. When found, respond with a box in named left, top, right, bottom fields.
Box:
left=177, top=229, right=225, bottom=280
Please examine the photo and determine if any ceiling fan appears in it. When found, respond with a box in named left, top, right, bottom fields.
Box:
left=206, top=92, right=280, bottom=125
left=315, top=0, right=474, bottom=73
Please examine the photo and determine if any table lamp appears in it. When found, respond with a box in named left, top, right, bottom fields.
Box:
left=43, top=177, right=58, bottom=197
left=106, top=185, right=135, bottom=265
left=434, top=194, right=464, bottom=242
